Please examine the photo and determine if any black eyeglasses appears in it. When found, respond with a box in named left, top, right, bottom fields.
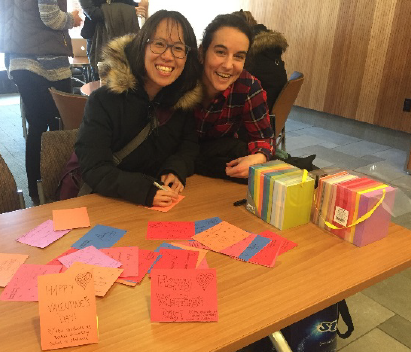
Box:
left=147, top=38, right=191, bottom=59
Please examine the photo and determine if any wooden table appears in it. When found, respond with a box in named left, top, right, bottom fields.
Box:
left=1, top=175, right=411, bottom=352
left=80, top=80, right=101, bottom=96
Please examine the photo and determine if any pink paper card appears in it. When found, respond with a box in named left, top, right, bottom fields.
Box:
left=146, top=221, right=195, bottom=240
left=100, top=247, right=139, bottom=277
left=47, top=248, right=79, bottom=272
left=17, top=220, right=70, bottom=248
left=67, top=262, right=123, bottom=297
left=170, top=242, right=208, bottom=267
left=38, top=265, right=98, bottom=350
left=52, top=207, right=91, bottom=231
left=192, top=221, right=251, bottom=252
left=151, top=268, right=218, bottom=322
left=0, top=264, right=62, bottom=301
left=148, top=195, right=185, bottom=212
left=151, top=248, right=199, bottom=270
left=58, top=246, right=121, bottom=269
left=259, top=230, right=298, bottom=255
left=0, top=253, right=29, bottom=287
left=116, top=249, right=160, bottom=286
left=220, top=233, right=257, bottom=257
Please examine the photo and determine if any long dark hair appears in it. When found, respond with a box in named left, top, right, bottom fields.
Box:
left=201, top=13, right=253, bottom=56
left=125, top=10, right=200, bottom=107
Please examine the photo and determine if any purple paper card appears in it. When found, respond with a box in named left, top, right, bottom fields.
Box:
left=17, top=220, right=70, bottom=248
left=58, top=245, right=122, bottom=268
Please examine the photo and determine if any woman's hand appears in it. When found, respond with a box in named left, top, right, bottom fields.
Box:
left=160, top=173, right=184, bottom=193
left=152, top=186, right=178, bottom=207
left=225, top=153, right=267, bottom=178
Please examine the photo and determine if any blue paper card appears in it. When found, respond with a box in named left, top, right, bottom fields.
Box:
left=71, top=224, right=127, bottom=249
left=238, top=235, right=271, bottom=261
left=195, top=217, right=222, bottom=234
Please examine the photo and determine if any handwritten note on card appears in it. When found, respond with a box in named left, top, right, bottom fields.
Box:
left=58, top=246, right=121, bottom=269
left=147, top=221, right=195, bottom=240
left=38, top=266, right=98, bottom=350
left=151, top=269, right=218, bottom=322
left=151, top=248, right=199, bottom=270
left=258, top=230, right=297, bottom=255
left=71, top=224, right=126, bottom=249
left=148, top=195, right=185, bottom=212
left=0, top=253, right=29, bottom=287
left=100, top=247, right=138, bottom=277
left=17, top=220, right=70, bottom=248
left=0, top=264, right=62, bottom=301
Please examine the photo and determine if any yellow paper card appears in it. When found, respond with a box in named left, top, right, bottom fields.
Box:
left=38, top=266, right=98, bottom=350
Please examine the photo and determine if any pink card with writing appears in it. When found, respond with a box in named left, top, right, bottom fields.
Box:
left=259, top=230, right=298, bottom=255
left=151, top=248, right=199, bottom=270
left=17, top=220, right=70, bottom=248
left=0, top=253, right=29, bottom=287
left=58, top=246, right=121, bottom=269
left=151, top=268, right=218, bottom=322
left=148, top=195, right=185, bottom=212
left=0, top=264, right=62, bottom=301
left=192, top=221, right=251, bottom=252
left=116, top=249, right=160, bottom=286
left=170, top=242, right=208, bottom=267
left=146, top=221, right=195, bottom=240
left=100, top=247, right=139, bottom=277
left=47, top=248, right=78, bottom=272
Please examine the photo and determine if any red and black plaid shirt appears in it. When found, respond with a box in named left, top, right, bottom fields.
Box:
left=194, top=70, right=275, bottom=160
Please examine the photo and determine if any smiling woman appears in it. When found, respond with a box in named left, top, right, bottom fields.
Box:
left=194, top=14, right=275, bottom=182
left=73, top=10, right=202, bottom=207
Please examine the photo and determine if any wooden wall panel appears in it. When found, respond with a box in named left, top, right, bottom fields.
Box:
left=244, top=0, right=411, bottom=133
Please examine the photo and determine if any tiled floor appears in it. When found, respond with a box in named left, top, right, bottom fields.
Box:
left=1, top=95, right=411, bottom=351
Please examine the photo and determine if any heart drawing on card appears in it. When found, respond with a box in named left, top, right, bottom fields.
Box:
left=196, top=273, right=214, bottom=291
left=75, top=272, right=93, bottom=290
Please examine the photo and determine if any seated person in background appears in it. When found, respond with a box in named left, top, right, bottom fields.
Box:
left=233, top=10, right=288, bottom=111
left=194, top=14, right=275, bottom=182
left=75, top=10, right=202, bottom=207
left=79, top=0, right=142, bottom=79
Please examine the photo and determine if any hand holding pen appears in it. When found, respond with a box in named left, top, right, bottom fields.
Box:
left=152, top=181, right=178, bottom=207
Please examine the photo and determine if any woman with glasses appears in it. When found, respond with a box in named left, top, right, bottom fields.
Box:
left=75, top=10, right=201, bottom=207
left=194, top=14, right=275, bottom=182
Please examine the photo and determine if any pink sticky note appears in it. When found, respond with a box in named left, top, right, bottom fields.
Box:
left=220, top=233, right=257, bottom=257
left=192, top=221, right=251, bottom=252
left=58, top=246, right=121, bottom=268
left=100, top=247, right=139, bottom=277
left=116, top=249, right=160, bottom=286
left=0, top=253, right=29, bottom=287
left=146, top=221, right=195, bottom=240
left=148, top=195, right=185, bottom=212
left=67, top=262, right=123, bottom=297
left=151, top=269, right=218, bottom=322
left=151, top=248, right=199, bottom=270
left=259, top=230, right=297, bottom=255
left=17, top=220, right=70, bottom=248
left=0, top=264, right=62, bottom=301
left=52, top=207, right=91, bottom=231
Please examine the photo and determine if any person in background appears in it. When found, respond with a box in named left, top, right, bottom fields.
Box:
left=75, top=10, right=201, bottom=207
left=0, top=0, right=82, bottom=204
left=194, top=13, right=275, bottom=182
left=233, top=10, right=288, bottom=112
left=79, top=0, right=146, bottom=79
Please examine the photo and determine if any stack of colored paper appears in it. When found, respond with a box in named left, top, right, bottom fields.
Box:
left=312, top=172, right=396, bottom=246
left=246, top=160, right=315, bottom=230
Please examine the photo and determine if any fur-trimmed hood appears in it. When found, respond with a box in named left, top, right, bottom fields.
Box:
left=248, top=27, right=288, bottom=57
left=99, top=34, right=202, bottom=110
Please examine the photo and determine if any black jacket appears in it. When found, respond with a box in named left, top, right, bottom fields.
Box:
left=245, top=25, right=288, bottom=111
left=75, top=35, right=202, bottom=206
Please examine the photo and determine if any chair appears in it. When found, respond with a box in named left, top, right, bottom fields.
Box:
left=37, top=129, right=78, bottom=205
left=0, top=154, right=25, bottom=213
left=270, top=71, right=304, bottom=151
left=49, top=87, right=88, bottom=130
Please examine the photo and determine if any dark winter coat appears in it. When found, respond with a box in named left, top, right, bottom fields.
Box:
left=245, top=24, right=288, bottom=111
left=75, top=35, right=202, bottom=206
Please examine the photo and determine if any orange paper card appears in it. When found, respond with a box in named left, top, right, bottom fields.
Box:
left=148, top=195, right=185, bottom=212
left=192, top=221, right=251, bottom=252
left=0, top=253, right=29, bottom=287
left=151, top=268, right=218, bottom=322
left=38, top=266, right=98, bottom=350
left=67, top=262, right=123, bottom=297
left=52, top=207, right=91, bottom=231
